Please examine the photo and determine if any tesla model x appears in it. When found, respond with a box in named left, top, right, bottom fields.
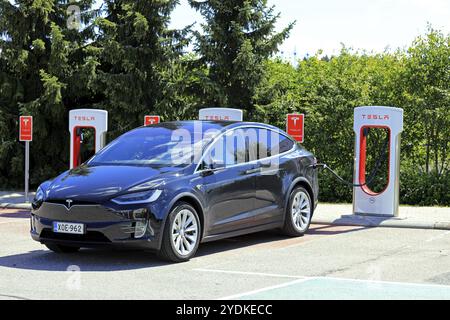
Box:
left=31, top=121, right=319, bottom=262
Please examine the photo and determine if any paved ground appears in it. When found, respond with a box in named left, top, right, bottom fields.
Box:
left=3, top=192, right=450, bottom=230
left=314, top=203, right=450, bottom=230
left=0, top=208, right=449, bottom=300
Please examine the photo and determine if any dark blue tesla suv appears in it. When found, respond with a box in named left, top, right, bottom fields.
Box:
left=31, top=121, right=319, bottom=262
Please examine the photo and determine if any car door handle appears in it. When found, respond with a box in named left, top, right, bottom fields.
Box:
left=244, top=168, right=260, bottom=175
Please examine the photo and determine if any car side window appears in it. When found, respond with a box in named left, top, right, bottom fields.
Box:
left=278, top=134, right=295, bottom=154
left=257, top=129, right=271, bottom=159
left=201, top=128, right=295, bottom=170
left=257, top=129, right=294, bottom=159
left=203, top=136, right=227, bottom=169
left=203, top=129, right=253, bottom=169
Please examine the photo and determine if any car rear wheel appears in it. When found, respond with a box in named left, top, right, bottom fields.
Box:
left=159, top=202, right=201, bottom=263
left=45, top=244, right=80, bottom=253
left=282, top=187, right=313, bottom=236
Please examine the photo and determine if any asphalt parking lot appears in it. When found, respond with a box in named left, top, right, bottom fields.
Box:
left=0, top=208, right=449, bottom=300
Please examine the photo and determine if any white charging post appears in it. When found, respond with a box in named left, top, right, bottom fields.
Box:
left=69, top=109, right=108, bottom=169
left=353, top=106, right=404, bottom=217
left=199, top=108, right=243, bottom=121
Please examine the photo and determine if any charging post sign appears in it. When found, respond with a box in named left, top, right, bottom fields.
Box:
left=144, top=116, right=160, bottom=126
left=287, top=114, right=304, bottom=143
left=20, top=116, right=33, bottom=142
left=19, top=116, right=33, bottom=202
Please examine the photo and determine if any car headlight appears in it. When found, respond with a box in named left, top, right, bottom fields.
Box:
left=112, top=190, right=162, bottom=205
left=128, top=179, right=166, bottom=192
left=32, top=186, right=45, bottom=210
left=35, top=187, right=45, bottom=201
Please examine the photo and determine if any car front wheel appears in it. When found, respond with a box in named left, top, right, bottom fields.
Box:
left=282, top=187, right=313, bottom=236
left=159, top=202, right=201, bottom=263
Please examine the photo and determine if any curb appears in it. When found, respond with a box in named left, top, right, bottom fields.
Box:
left=0, top=203, right=32, bottom=210
left=312, top=215, right=450, bottom=231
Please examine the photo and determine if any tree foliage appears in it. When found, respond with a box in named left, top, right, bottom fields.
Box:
left=0, top=2, right=448, bottom=206
left=189, top=0, right=294, bottom=116
left=92, top=0, right=191, bottom=137
left=402, top=27, right=450, bottom=176
left=0, top=0, right=98, bottom=186
left=254, top=28, right=449, bottom=205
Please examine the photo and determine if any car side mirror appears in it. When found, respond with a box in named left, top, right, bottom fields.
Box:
left=200, top=160, right=215, bottom=177
left=210, top=159, right=225, bottom=170
left=204, top=154, right=225, bottom=170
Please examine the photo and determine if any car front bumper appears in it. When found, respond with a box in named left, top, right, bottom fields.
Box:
left=30, top=202, right=163, bottom=250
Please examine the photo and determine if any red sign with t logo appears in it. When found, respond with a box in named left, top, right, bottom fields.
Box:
left=286, top=114, right=304, bottom=143
left=144, top=115, right=160, bottom=126
left=19, top=116, right=33, bottom=142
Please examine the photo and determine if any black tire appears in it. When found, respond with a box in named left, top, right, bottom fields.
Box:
left=282, top=187, right=313, bottom=237
left=45, top=244, right=80, bottom=253
left=158, top=202, right=201, bottom=263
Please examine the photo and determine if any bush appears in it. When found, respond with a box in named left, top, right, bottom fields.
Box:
left=317, top=171, right=353, bottom=203
left=400, top=169, right=450, bottom=206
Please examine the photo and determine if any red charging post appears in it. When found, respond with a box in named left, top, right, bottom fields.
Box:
left=19, top=116, right=33, bottom=203
left=286, top=114, right=304, bottom=143
left=144, top=115, right=160, bottom=126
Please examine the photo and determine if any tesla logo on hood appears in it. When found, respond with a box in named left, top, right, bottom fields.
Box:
left=65, top=199, right=73, bottom=210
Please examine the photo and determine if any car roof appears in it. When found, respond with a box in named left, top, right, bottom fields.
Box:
left=127, top=120, right=290, bottom=142
left=156, top=120, right=282, bottom=132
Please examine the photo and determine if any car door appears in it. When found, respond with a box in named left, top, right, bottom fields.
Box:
left=200, top=129, right=258, bottom=235
left=252, top=129, right=295, bottom=225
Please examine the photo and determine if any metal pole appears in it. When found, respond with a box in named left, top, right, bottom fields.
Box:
left=25, top=141, right=29, bottom=203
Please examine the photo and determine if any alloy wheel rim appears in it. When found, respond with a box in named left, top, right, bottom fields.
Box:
left=171, top=209, right=198, bottom=256
left=291, top=191, right=311, bottom=232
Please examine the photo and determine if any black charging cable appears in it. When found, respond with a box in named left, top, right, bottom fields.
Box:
left=309, top=133, right=390, bottom=188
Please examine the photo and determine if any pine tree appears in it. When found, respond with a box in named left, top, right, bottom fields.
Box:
left=0, top=0, right=98, bottom=187
left=189, top=0, right=294, bottom=115
left=93, top=0, right=190, bottom=136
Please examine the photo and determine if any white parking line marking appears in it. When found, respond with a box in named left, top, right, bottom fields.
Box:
left=0, top=293, right=31, bottom=300
left=218, top=278, right=312, bottom=300
left=193, top=268, right=305, bottom=279
left=425, top=230, right=450, bottom=242
left=321, top=275, right=450, bottom=289
left=196, top=268, right=450, bottom=295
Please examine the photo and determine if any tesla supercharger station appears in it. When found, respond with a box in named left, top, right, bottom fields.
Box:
left=199, top=108, right=243, bottom=121
left=69, top=109, right=108, bottom=169
left=353, top=106, right=403, bottom=217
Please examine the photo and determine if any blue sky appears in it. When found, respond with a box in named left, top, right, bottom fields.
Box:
left=171, top=0, right=450, bottom=58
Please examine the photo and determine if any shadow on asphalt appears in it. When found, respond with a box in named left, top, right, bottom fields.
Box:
left=0, top=225, right=368, bottom=272
left=196, top=225, right=368, bottom=257
left=0, top=248, right=170, bottom=272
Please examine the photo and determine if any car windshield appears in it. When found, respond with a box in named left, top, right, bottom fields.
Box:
left=88, top=123, right=221, bottom=167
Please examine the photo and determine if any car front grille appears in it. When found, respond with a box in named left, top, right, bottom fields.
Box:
left=45, top=199, right=99, bottom=206
left=34, top=202, right=124, bottom=222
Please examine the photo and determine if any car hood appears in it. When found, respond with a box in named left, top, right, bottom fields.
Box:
left=44, top=165, right=182, bottom=203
